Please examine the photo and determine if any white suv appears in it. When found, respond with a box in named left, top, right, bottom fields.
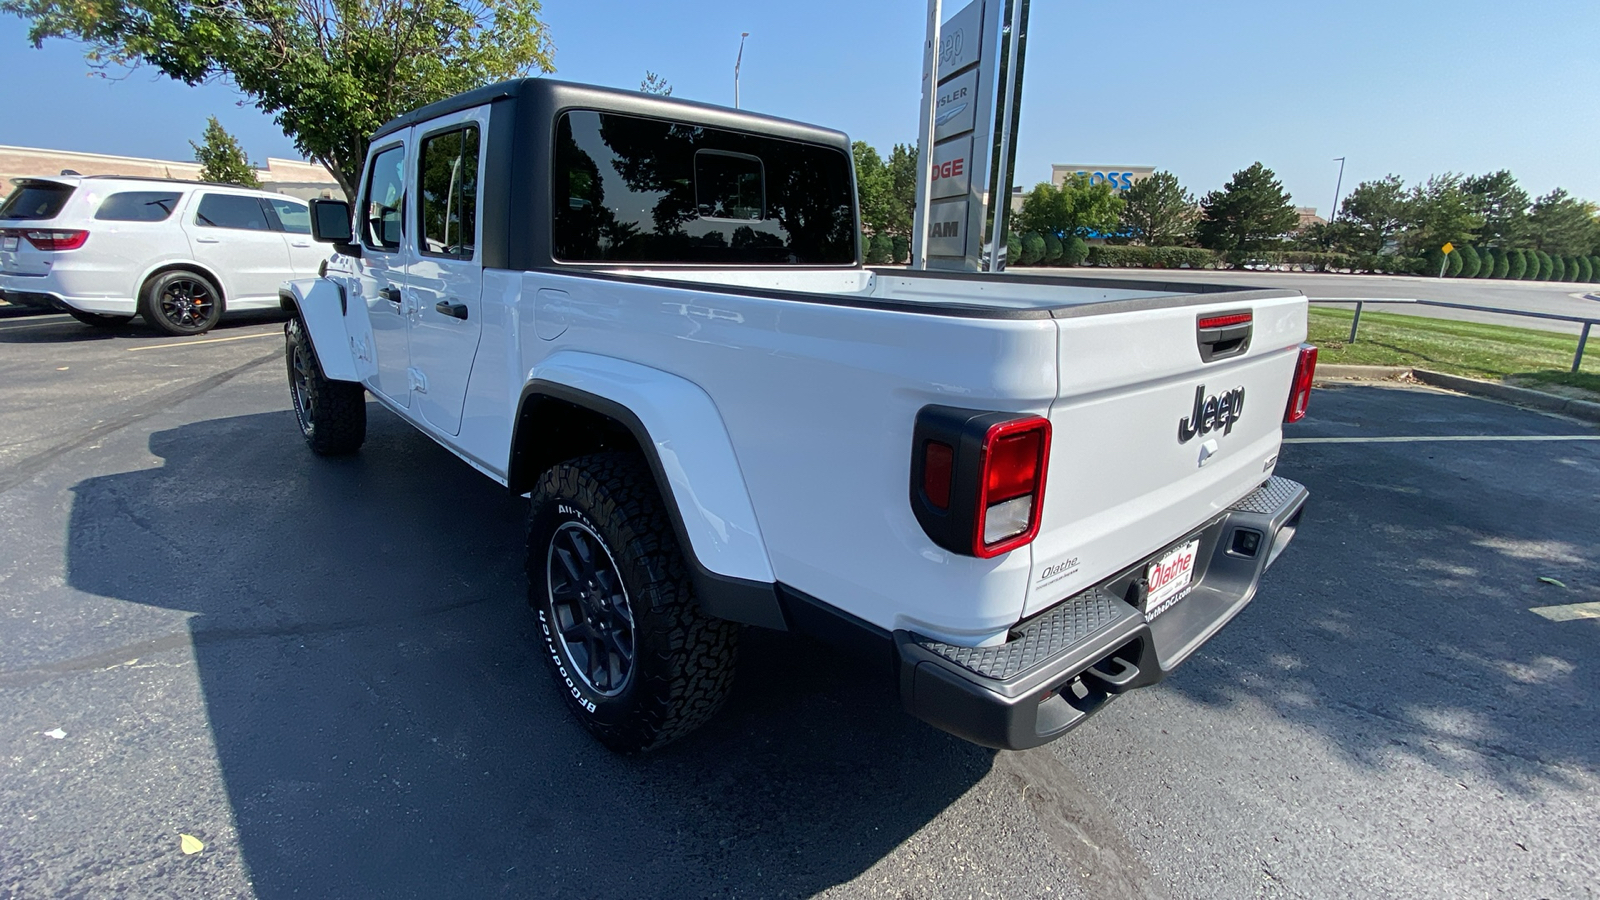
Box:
left=0, top=175, right=329, bottom=334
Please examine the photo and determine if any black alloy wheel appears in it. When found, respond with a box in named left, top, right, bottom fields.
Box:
left=547, top=520, right=636, bottom=696
left=141, top=270, right=223, bottom=336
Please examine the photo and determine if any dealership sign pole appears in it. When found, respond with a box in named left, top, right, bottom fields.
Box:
left=911, top=0, right=1030, bottom=272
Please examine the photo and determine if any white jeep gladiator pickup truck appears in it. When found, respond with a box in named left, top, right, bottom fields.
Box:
left=281, top=78, right=1315, bottom=753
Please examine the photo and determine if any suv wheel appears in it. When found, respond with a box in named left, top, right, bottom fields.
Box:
left=527, top=452, right=739, bottom=753
left=285, top=316, right=366, bottom=455
left=141, top=270, right=223, bottom=335
left=65, top=309, right=133, bottom=328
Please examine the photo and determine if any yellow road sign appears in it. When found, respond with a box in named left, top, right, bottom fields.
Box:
left=1441, top=242, right=1455, bottom=255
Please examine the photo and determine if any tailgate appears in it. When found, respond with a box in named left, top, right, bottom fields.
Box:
left=1023, top=291, right=1307, bottom=617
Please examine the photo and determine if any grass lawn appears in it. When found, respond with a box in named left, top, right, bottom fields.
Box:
left=1307, top=307, right=1600, bottom=397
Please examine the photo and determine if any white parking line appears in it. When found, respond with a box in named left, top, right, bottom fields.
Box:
left=1529, top=602, right=1600, bottom=622
left=126, top=332, right=276, bottom=352
left=1285, top=435, right=1600, bottom=444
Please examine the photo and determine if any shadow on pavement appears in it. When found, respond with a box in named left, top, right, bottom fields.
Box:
left=65, top=407, right=991, bottom=898
left=0, top=310, right=287, bottom=343
left=1167, top=384, right=1600, bottom=795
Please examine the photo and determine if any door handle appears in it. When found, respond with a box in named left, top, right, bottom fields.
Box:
left=195, top=236, right=220, bottom=244
left=435, top=300, right=469, bottom=320
left=382, top=286, right=402, bottom=305
left=291, top=241, right=311, bottom=248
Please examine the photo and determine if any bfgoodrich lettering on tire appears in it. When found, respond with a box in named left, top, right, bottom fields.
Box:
left=526, top=452, right=738, bottom=753
left=285, top=316, right=366, bottom=455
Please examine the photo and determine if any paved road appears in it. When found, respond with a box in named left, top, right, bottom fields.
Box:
left=1020, top=268, right=1600, bottom=335
left=1, top=313, right=1597, bottom=898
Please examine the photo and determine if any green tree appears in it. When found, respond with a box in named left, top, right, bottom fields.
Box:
left=891, top=235, right=909, bottom=265
left=1337, top=175, right=1409, bottom=254
left=1400, top=174, right=1482, bottom=256
left=1534, top=250, right=1554, bottom=280
left=1424, top=247, right=1447, bottom=277
left=639, top=71, right=672, bottom=96
left=1489, top=248, right=1509, bottom=278
left=1015, top=175, right=1123, bottom=240
left=1457, top=244, right=1481, bottom=278
left=1552, top=255, right=1567, bottom=281
left=1527, top=189, right=1600, bottom=257
left=1195, top=162, right=1298, bottom=255
left=852, top=141, right=892, bottom=236
left=865, top=233, right=893, bottom=264
left=1118, top=170, right=1194, bottom=246
left=1461, top=170, right=1530, bottom=248
left=1589, top=256, right=1600, bottom=283
left=191, top=116, right=260, bottom=188
left=1006, top=231, right=1022, bottom=265
left=7, top=0, right=556, bottom=199
left=1506, top=248, right=1527, bottom=280
left=1446, top=248, right=1464, bottom=277
left=883, top=143, right=918, bottom=238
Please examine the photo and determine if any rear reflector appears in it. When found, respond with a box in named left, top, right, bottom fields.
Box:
left=1284, top=343, right=1318, bottom=423
left=23, top=229, right=89, bottom=251
left=922, top=441, right=954, bottom=510
left=975, top=417, right=1050, bottom=558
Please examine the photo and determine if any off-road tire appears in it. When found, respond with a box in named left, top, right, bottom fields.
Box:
left=527, top=452, right=739, bottom=753
left=285, top=316, right=366, bottom=455
left=65, top=309, right=133, bottom=328
left=140, top=269, right=224, bottom=336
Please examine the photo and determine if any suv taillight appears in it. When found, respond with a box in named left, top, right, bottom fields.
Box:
left=911, top=406, right=1051, bottom=558
left=22, top=229, right=89, bottom=251
left=1284, top=343, right=1318, bottom=423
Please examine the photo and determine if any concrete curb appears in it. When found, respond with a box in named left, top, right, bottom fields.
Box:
left=1316, top=364, right=1600, bottom=423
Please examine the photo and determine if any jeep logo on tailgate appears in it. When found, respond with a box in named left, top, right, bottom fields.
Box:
left=1178, top=385, right=1245, bottom=443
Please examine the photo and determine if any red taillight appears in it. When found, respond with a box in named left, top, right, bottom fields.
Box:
left=1198, top=312, right=1253, bottom=330
left=974, top=417, right=1050, bottom=558
left=23, top=229, right=89, bottom=251
left=922, top=441, right=954, bottom=510
left=1284, top=343, right=1318, bottom=423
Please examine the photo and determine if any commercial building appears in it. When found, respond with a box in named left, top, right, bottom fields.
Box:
left=0, top=145, right=344, bottom=201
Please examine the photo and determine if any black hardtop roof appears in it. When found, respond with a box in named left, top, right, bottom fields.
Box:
left=370, top=77, right=851, bottom=150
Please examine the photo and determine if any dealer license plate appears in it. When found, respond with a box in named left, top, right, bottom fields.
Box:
left=2, top=235, right=17, bottom=251
left=1146, top=539, right=1199, bottom=616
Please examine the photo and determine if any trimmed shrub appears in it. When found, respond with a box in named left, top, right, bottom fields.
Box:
left=1458, top=245, right=1481, bottom=278
left=1588, top=256, right=1600, bottom=283
left=1446, top=249, right=1464, bottom=277
left=1020, top=232, right=1046, bottom=266
left=1423, top=248, right=1446, bottom=277
left=1489, top=248, right=1509, bottom=279
left=1063, top=235, right=1089, bottom=267
left=1474, top=246, right=1494, bottom=278
left=1085, top=245, right=1219, bottom=269
left=1564, top=256, right=1582, bottom=282
left=1042, top=232, right=1064, bottom=266
left=866, top=232, right=893, bottom=264
left=1535, top=250, right=1554, bottom=281
left=1505, top=249, right=1527, bottom=280
left=1573, top=255, right=1592, bottom=283
left=891, top=235, right=909, bottom=265
left=1006, top=232, right=1022, bottom=265
left=1551, top=255, right=1567, bottom=282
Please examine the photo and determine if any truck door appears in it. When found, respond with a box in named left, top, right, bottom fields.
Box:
left=353, top=138, right=413, bottom=407
left=405, top=110, right=486, bottom=436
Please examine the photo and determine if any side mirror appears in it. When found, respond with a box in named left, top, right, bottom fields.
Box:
left=309, top=199, right=357, bottom=255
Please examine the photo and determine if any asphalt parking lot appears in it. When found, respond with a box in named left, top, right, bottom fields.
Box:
left=1, top=312, right=1597, bottom=899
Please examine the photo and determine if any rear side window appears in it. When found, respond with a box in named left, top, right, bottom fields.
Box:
left=0, top=182, right=75, bottom=220
left=95, top=191, right=182, bottom=222
left=265, top=197, right=312, bottom=234
left=363, top=144, right=407, bottom=252
left=194, top=193, right=271, bottom=231
left=417, top=125, right=481, bottom=259
left=552, top=110, right=856, bottom=265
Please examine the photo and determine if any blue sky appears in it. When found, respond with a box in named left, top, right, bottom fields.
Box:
left=2, top=0, right=1597, bottom=212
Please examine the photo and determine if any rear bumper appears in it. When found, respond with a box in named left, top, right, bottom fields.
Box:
left=895, top=476, right=1308, bottom=750
left=0, top=273, right=136, bottom=315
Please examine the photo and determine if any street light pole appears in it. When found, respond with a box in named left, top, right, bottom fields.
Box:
left=1330, top=156, right=1346, bottom=223
left=734, top=32, right=749, bottom=109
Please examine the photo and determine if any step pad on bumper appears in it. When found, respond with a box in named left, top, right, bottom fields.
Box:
left=910, top=587, right=1137, bottom=682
